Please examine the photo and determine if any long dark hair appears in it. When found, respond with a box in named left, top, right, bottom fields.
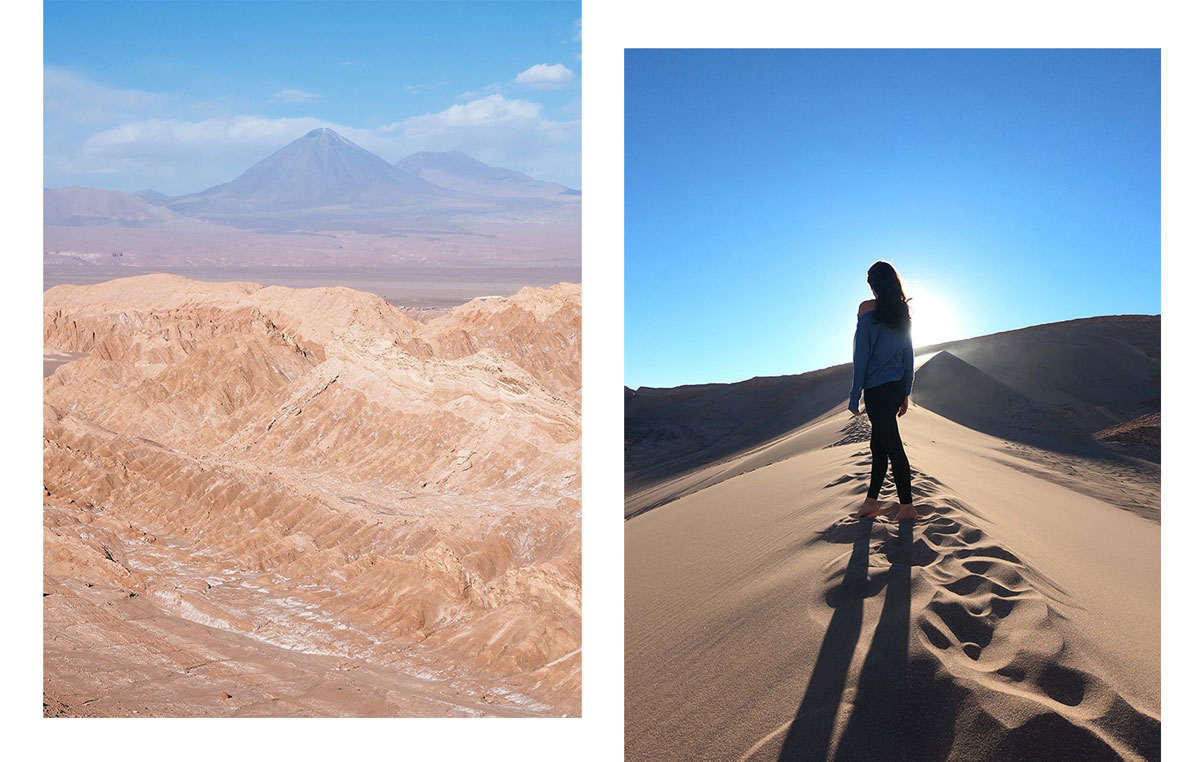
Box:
left=867, top=260, right=911, bottom=334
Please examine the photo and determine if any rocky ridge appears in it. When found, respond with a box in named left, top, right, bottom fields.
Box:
left=43, top=274, right=581, bottom=716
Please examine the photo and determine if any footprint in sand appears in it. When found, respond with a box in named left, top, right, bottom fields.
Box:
left=823, top=473, right=856, bottom=489
left=807, top=454, right=1161, bottom=762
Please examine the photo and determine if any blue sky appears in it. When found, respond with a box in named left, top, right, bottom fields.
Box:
left=625, top=49, right=1161, bottom=388
left=44, top=0, right=581, bottom=194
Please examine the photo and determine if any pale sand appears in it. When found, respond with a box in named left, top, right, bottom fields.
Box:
left=626, top=315, right=1159, bottom=761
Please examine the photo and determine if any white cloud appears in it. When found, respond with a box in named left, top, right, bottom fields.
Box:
left=401, top=81, right=448, bottom=95
left=381, top=94, right=577, bottom=146
left=514, top=63, right=575, bottom=90
left=270, top=89, right=320, bottom=104
left=379, top=95, right=580, bottom=187
left=77, top=116, right=377, bottom=192
left=386, top=95, right=538, bottom=133
left=44, top=66, right=166, bottom=125
left=84, top=116, right=323, bottom=156
left=52, top=91, right=581, bottom=193
left=456, top=83, right=504, bottom=101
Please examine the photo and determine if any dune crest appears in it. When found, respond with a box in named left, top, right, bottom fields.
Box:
left=626, top=316, right=1159, bottom=761
left=625, top=315, right=1159, bottom=518
left=44, top=275, right=580, bottom=717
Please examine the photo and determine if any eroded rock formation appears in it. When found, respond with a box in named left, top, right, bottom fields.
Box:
left=43, top=274, right=580, bottom=717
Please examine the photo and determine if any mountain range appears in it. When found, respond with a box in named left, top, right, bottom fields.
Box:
left=49, top=126, right=583, bottom=234
left=44, top=128, right=580, bottom=266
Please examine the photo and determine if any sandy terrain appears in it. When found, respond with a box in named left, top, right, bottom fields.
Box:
left=44, top=274, right=580, bottom=717
left=625, top=315, right=1159, bottom=761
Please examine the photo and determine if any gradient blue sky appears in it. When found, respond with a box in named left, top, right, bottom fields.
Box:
left=45, top=0, right=581, bottom=194
left=625, top=49, right=1160, bottom=389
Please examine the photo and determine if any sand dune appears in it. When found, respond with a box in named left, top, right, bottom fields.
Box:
left=44, top=274, right=580, bottom=717
left=625, top=315, right=1159, bottom=761
left=912, top=315, right=1159, bottom=453
left=625, top=366, right=849, bottom=511
left=625, top=315, right=1159, bottom=518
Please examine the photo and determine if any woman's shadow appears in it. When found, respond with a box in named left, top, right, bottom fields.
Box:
left=776, top=517, right=914, bottom=762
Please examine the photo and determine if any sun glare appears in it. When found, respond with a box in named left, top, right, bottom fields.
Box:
left=906, top=280, right=963, bottom=349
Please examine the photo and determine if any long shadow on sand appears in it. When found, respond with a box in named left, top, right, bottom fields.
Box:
left=778, top=519, right=960, bottom=762
left=828, top=519, right=946, bottom=762
left=775, top=518, right=874, bottom=761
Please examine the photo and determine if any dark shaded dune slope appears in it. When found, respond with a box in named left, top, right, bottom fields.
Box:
left=911, top=351, right=1042, bottom=435
left=625, top=365, right=849, bottom=493
left=913, top=315, right=1159, bottom=456
left=626, top=315, right=1160, bottom=500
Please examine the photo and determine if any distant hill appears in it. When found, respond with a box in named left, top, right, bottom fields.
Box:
left=396, top=150, right=576, bottom=197
left=134, top=189, right=171, bottom=205
left=44, top=187, right=195, bottom=227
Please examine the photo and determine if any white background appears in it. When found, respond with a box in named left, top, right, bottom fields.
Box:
left=5, top=0, right=1195, bottom=759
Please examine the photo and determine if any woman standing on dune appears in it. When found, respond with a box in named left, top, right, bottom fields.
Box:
left=849, top=260, right=918, bottom=520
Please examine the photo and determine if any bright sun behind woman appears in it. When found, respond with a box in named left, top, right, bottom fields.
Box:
left=905, top=280, right=964, bottom=349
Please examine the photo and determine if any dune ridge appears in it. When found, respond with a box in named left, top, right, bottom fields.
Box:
left=44, top=274, right=580, bottom=717
left=625, top=316, right=1159, bottom=761
left=625, top=315, right=1159, bottom=518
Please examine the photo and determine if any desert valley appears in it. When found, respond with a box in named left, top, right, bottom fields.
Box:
left=44, top=128, right=581, bottom=717
left=44, top=274, right=581, bottom=717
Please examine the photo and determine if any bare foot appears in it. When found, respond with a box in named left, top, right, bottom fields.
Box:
left=895, top=503, right=919, bottom=520
left=854, top=497, right=882, bottom=518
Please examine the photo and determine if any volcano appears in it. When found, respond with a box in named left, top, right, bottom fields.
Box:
left=167, top=128, right=445, bottom=214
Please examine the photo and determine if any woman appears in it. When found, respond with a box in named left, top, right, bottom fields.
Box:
left=849, top=260, right=918, bottom=520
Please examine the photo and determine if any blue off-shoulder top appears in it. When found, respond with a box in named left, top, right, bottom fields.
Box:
left=849, top=309, right=914, bottom=414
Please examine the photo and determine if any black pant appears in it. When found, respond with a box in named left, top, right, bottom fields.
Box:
left=864, top=379, right=913, bottom=505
